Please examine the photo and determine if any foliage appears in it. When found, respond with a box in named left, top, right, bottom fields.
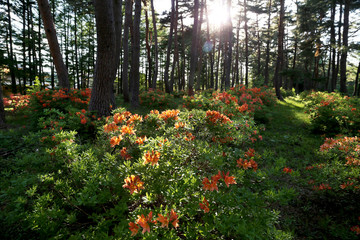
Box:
left=303, top=91, right=360, bottom=135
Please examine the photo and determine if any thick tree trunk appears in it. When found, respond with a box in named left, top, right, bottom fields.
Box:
left=272, top=0, right=284, bottom=101
left=130, top=0, right=141, bottom=109
left=150, top=0, right=159, bottom=89
left=339, top=0, right=349, bottom=94
left=188, top=0, right=199, bottom=95
left=37, top=0, right=69, bottom=89
left=122, top=0, right=132, bottom=102
left=89, top=0, right=117, bottom=116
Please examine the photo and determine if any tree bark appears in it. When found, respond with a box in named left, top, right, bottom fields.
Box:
left=264, top=0, right=272, bottom=86
left=335, top=2, right=343, bottom=91
left=272, top=0, right=285, bottom=101
left=113, top=0, right=123, bottom=103
left=0, top=80, right=5, bottom=127
left=37, top=0, right=70, bottom=89
left=223, top=0, right=232, bottom=90
left=188, top=0, right=199, bottom=95
left=150, top=0, right=159, bottom=89
left=122, top=0, right=132, bottom=102
left=89, top=0, right=117, bottom=116
left=6, top=0, right=17, bottom=93
left=354, top=62, right=360, bottom=96
left=130, top=0, right=141, bottom=109
left=244, top=0, right=249, bottom=87
left=164, top=0, right=175, bottom=93
left=339, top=0, right=349, bottom=93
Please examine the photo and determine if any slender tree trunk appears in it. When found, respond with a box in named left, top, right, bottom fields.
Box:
left=329, top=0, right=336, bottom=92
left=131, top=0, right=141, bottom=108
left=335, top=2, right=343, bottom=91
left=339, top=0, right=349, bottom=93
left=215, top=36, right=222, bottom=90
left=224, top=0, right=232, bottom=90
left=353, top=62, right=360, bottom=96
left=89, top=0, right=117, bottom=116
left=143, top=1, right=152, bottom=90
left=38, top=8, right=43, bottom=87
left=170, top=0, right=179, bottom=92
left=235, top=21, right=240, bottom=86
left=272, top=0, right=284, bottom=100
left=195, top=0, right=205, bottom=91
left=113, top=0, right=123, bottom=102
left=0, top=80, right=5, bottom=126
left=264, top=0, right=272, bottom=86
left=6, top=0, right=17, bottom=93
left=180, top=15, right=186, bottom=90
left=164, top=0, right=175, bottom=93
left=74, top=9, right=80, bottom=89
left=22, top=0, right=27, bottom=93
left=188, top=0, right=199, bottom=95
left=122, top=0, right=132, bottom=102
left=37, top=0, right=69, bottom=89
left=150, top=0, right=158, bottom=89
left=244, top=0, right=249, bottom=87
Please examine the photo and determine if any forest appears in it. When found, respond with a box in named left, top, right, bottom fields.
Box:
left=0, top=0, right=360, bottom=239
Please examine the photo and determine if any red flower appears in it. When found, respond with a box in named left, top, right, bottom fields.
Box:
left=199, top=197, right=210, bottom=213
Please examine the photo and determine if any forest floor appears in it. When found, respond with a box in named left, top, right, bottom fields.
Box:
left=254, top=97, right=358, bottom=239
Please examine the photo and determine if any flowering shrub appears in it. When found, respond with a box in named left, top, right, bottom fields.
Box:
left=3, top=94, right=30, bottom=112
left=139, top=88, right=177, bottom=110
left=304, top=92, right=360, bottom=135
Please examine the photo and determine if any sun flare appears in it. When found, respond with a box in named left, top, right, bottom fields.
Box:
left=207, top=1, right=231, bottom=29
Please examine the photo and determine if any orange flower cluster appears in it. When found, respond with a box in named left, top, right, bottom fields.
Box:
left=121, top=147, right=132, bottom=160
left=110, top=135, right=123, bottom=147
left=123, top=175, right=144, bottom=194
left=283, top=167, right=293, bottom=174
left=143, top=150, right=161, bottom=166
left=121, top=125, right=135, bottom=135
left=202, top=171, right=236, bottom=191
left=135, top=136, right=147, bottom=145
left=206, top=110, right=232, bottom=125
left=175, top=122, right=186, bottom=129
left=350, top=225, right=360, bottom=235
left=199, top=197, right=210, bottom=213
left=129, top=209, right=179, bottom=236
left=159, top=109, right=180, bottom=122
left=104, top=123, right=118, bottom=133
left=237, top=148, right=259, bottom=171
left=313, top=183, right=332, bottom=191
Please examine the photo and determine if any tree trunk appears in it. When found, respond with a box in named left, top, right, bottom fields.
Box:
left=143, top=1, right=152, bottom=90
left=113, top=0, right=123, bottom=103
left=150, top=0, right=159, bottom=89
left=272, top=0, right=284, bottom=101
left=130, top=0, right=141, bottom=109
left=244, top=0, right=249, bottom=87
left=264, top=0, right=272, bottom=86
left=339, top=0, right=349, bottom=94
left=37, top=0, right=70, bottom=89
left=89, top=0, right=117, bottom=116
left=223, top=0, right=232, bottom=90
left=188, top=0, right=199, bottom=95
left=354, top=62, right=360, bottom=96
left=74, top=8, right=80, bottom=89
left=6, top=0, right=17, bottom=93
left=0, top=80, right=5, bottom=127
left=22, top=0, right=27, bottom=93
left=170, top=0, right=179, bottom=92
left=335, top=2, right=343, bottom=91
left=122, top=0, right=132, bottom=102
left=164, top=0, right=175, bottom=93
left=195, top=0, right=205, bottom=91
left=330, top=0, right=336, bottom=92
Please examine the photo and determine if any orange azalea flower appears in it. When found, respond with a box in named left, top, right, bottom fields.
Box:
left=123, top=175, right=144, bottom=194
left=202, top=177, right=218, bottom=191
left=121, top=125, right=135, bottom=135
left=283, top=167, right=293, bottom=174
left=157, top=214, right=170, bottom=228
left=222, top=171, right=237, bottom=187
left=136, top=212, right=156, bottom=234
left=175, top=122, right=186, bottom=129
left=237, top=158, right=258, bottom=171
left=135, top=136, right=147, bottom=145
left=350, top=225, right=360, bottom=235
left=199, top=197, right=210, bottom=213
left=244, top=148, right=255, bottom=158
left=121, top=147, right=132, bottom=160
left=104, top=122, right=118, bottom=133
left=129, top=222, right=139, bottom=236
left=113, top=113, right=126, bottom=124
left=80, top=118, right=87, bottom=124
left=159, top=109, right=180, bottom=122
left=127, top=114, right=143, bottom=125
left=143, top=150, right=161, bottom=166
left=110, top=135, right=123, bottom=147
left=169, top=209, right=179, bottom=228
